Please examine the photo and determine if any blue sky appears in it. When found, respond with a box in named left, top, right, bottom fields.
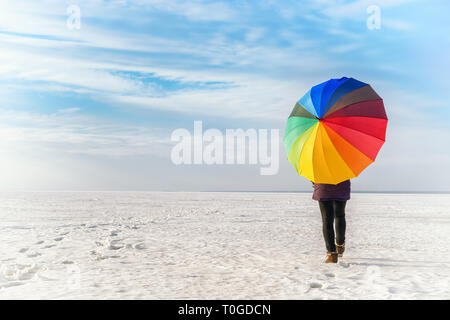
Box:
left=0, top=0, right=449, bottom=191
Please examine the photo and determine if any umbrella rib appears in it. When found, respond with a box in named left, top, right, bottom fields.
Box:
left=323, top=99, right=387, bottom=120
left=321, top=121, right=386, bottom=161
left=326, top=114, right=386, bottom=120
left=321, top=123, right=357, bottom=181
left=284, top=118, right=318, bottom=152
left=316, top=124, right=334, bottom=181
left=289, top=102, right=317, bottom=119
left=321, top=124, right=357, bottom=177
left=322, top=123, right=374, bottom=176
left=322, top=118, right=387, bottom=142
left=319, top=83, right=328, bottom=118
left=323, top=85, right=381, bottom=118
left=287, top=124, right=316, bottom=172
left=308, top=123, right=319, bottom=182
left=297, top=123, right=318, bottom=180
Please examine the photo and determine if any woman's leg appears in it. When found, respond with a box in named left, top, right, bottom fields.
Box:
left=318, top=201, right=336, bottom=253
left=333, top=200, right=347, bottom=246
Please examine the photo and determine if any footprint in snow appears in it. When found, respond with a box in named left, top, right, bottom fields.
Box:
left=309, top=282, right=323, bottom=289
left=2, top=264, right=40, bottom=281
left=108, top=240, right=124, bottom=250
left=133, top=243, right=146, bottom=250
left=54, top=237, right=64, bottom=241
left=26, top=251, right=42, bottom=258
left=0, top=281, right=25, bottom=289
left=388, top=287, right=398, bottom=294
left=95, top=254, right=121, bottom=261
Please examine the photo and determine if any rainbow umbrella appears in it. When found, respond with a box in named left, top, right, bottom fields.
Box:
left=284, top=77, right=388, bottom=184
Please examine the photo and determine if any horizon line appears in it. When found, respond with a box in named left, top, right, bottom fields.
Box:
left=0, top=190, right=449, bottom=194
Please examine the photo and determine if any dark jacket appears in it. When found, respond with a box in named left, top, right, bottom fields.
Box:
left=312, top=180, right=351, bottom=201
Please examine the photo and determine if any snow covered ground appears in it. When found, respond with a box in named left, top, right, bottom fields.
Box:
left=0, top=191, right=449, bottom=299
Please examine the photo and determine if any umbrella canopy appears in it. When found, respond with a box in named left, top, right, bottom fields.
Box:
left=284, top=77, right=388, bottom=184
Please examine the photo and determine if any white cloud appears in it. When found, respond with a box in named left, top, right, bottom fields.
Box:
left=0, top=109, right=171, bottom=158
left=58, top=107, right=81, bottom=113
left=0, top=10, right=333, bottom=119
left=128, top=0, right=237, bottom=21
left=108, top=77, right=304, bottom=120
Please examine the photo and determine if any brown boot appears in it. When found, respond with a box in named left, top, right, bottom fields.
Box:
left=324, top=252, right=338, bottom=263
left=336, top=244, right=345, bottom=257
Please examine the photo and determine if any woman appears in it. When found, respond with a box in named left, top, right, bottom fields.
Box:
left=313, top=180, right=350, bottom=263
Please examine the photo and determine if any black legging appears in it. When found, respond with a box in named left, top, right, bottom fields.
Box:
left=318, top=200, right=346, bottom=253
